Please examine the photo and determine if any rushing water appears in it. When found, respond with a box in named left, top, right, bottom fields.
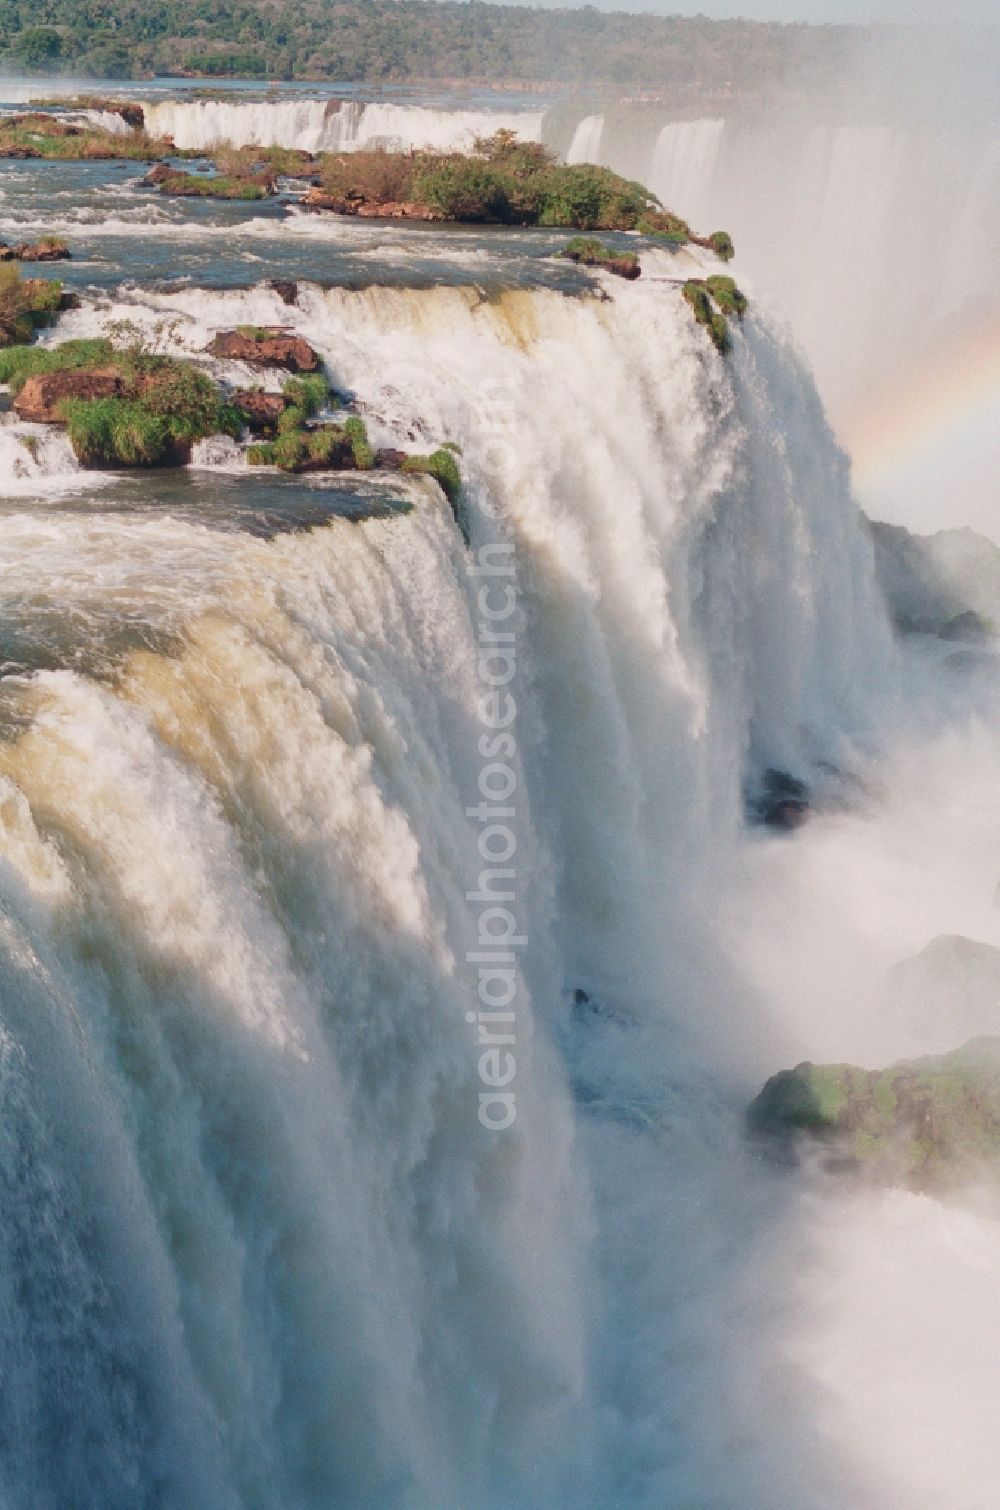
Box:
left=2, top=87, right=1000, bottom=1510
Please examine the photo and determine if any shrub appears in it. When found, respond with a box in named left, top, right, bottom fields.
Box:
left=306, top=428, right=345, bottom=465
left=315, top=134, right=658, bottom=231
left=318, top=149, right=417, bottom=205
left=413, top=158, right=511, bottom=222
left=136, top=356, right=240, bottom=441
left=472, top=129, right=553, bottom=175
left=0, top=123, right=165, bottom=161
left=248, top=424, right=350, bottom=471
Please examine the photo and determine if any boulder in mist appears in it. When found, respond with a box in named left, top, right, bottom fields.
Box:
left=747, top=1037, right=1000, bottom=1193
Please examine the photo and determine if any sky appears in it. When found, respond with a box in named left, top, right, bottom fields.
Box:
left=498, top=0, right=999, bottom=20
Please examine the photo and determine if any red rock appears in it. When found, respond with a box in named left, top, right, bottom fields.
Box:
left=14, top=368, right=125, bottom=424
left=12, top=242, right=70, bottom=262
left=232, top=389, right=287, bottom=431
left=138, top=163, right=175, bottom=187
left=207, top=329, right=319, bottom=373
left=375, top=447, right=408, bottom=469
left=299, top=187, right=440, bottom=221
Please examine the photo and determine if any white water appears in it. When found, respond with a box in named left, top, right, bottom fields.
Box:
left=0, top=422, right=82, bottom=492
left=143, top=97, right=546, bottom=154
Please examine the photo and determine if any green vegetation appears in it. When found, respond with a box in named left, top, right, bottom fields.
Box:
left=282, top=372, right=329, bottom=417
left=317, top=131, right=657, bottom=230
left=401, top=447, right=462, bottom=507
left=153, top=171, right=269, bottom=200
left=682, top=281, right=730, bottom=354
left=0, top=335, right=114, bottom=383
left=637, top=210, right=692, bottom=245
left=558, top=236, right=639, bottom=276
left=1, top=338, right=241, bottom=464
left=248, top=426, right=351, bottom=471
left=247, top=391, right=376, bottom=474
left=635, top=214, right=735, bottom=262
left=705, top=274, right=748, bottom=318
left=682, top=275, right=748, bottom=354
left=61, top=396, right=179, bottom=466
left=0, top=233, right=70, bottom=261
left=345, top=416, right=374, bottom=470
left=0, top=114, right=165, bottom=160
left=705, top=231, right=735, bottom=262
left=747, top=1038, right=1000, bottom=1194
left=0, top=4, right=861, bottom=92
left=0, top=265, right=63, bottom=346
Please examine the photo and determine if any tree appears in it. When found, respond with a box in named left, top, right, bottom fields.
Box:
left=12, top=26, right=63, bottom=71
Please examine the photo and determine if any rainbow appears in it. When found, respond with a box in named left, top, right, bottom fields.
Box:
left=840, top=311, right=1000, bottom=500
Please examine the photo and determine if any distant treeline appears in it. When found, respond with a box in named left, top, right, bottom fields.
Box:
left=0, top=0, right=858, bottom=90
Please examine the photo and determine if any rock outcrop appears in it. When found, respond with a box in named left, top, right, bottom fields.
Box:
left=939, top=610, right=995, bottom=644
left=207, top=329, right=319, bottom=372
left=14, top=368, right=125, bottom=423
left=0, top=241, right=70, bottom=262
left=747, top=1037, right=1000, bottom=1192
left=558, top=237, right=641, bottom=280
left=267, top=280, right=299, bottom=307
left=747, top=768, right=811, bottom=830
left=232, top=390, right=287, bottom=432
left=300, top=187, right=441, bottom=221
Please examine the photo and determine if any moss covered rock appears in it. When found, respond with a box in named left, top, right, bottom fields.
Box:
left=558, top=237, right=640, bottom=280
left=705, top=275, right=748, bottom=319
left=747, top=1038, right=1000, bottom=1192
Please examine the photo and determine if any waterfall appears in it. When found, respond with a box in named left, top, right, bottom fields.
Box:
left=0, top=423, right=81, bottom=491
left=0, top=268, right=894, bottom=1505
left=143, top=97, right=545, bottom=153
left=565, top=114, right=604, bottom=164
left=76, top=108, right=134, bottom=136
left=649, top=118, right=726, bottom=227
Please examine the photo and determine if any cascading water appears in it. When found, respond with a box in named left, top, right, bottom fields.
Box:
left=648, top=119, right=725, bottom=231
left=0, top=264, right=909, bottom=1507
left=143, top=97, right=546, bottom=154
left=565, top=114, right=604, bottom=165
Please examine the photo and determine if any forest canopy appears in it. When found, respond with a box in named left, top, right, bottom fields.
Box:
left=0, top=1, right=858, bottom=90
